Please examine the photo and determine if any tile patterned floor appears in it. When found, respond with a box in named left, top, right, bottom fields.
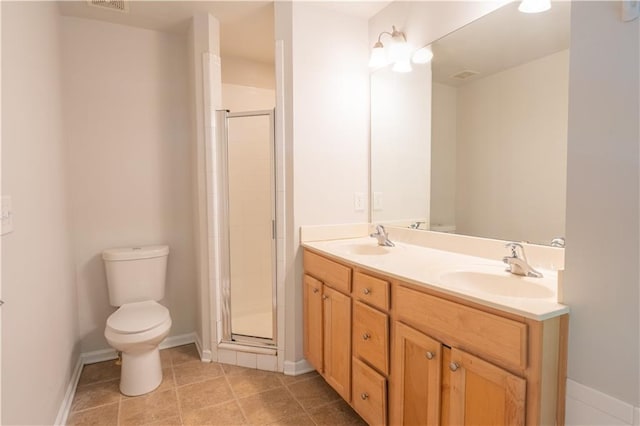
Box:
left=67, top=344, right=366, bottom=426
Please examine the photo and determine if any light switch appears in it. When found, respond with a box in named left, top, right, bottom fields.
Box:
left=353, top=192, right=365, bottom=212
left=1, top=196, right=13, bottom=235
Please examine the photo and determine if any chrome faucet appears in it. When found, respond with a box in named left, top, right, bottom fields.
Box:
left=503, top=242, right=543, bottom=278
left=370, top=225, right=395, bottom=247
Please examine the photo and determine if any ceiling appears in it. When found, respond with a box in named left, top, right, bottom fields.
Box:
left=431, top=1, right=571, bottom=87
left=59, top=0, right=391, bottom=66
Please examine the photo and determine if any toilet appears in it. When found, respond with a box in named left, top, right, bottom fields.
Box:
left=102, top=245, right=172, bottom=396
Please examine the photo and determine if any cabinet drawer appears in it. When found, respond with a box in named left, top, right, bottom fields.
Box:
left=304, top=250, right=351, bottom=294
left=395, top=286, right=528, bottom=370
left=352, top=357, right=387, bottom=426
left=353, top=301, right=389, bottom=375
left=353, top=271, right=390, bottom=311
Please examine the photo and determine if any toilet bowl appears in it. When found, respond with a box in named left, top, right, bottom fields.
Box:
left=102, top=245, right=171, bottom=397
left=105, top=300, right=172, bottom=396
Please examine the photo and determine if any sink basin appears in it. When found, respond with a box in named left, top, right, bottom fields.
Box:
left=438, top=268, right=555, bottom=299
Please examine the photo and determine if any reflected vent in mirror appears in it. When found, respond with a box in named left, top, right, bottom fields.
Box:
left=451, top=70, right=479, bottom=80
left=87, top=0, right=129, bottom=13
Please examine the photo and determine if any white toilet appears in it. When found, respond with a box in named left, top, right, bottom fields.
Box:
left=102, top=245, right=172, bottom=396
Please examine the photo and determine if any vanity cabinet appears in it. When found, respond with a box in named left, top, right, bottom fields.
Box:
left=303, top=248, right=567, bottom=426
left=303, top=251, right=352, bottom=401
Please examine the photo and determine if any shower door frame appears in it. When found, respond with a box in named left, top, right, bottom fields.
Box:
left=219, top=109, right=277, bottom=348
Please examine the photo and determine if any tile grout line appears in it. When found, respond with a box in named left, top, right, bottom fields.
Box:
left=222, top=367, right=251, bottom=424
left=281, top=379, right=320, bottom=426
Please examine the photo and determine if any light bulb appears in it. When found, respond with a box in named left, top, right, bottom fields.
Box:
left=518, top=0, right=551, bottom=13
left=392, top=59, right=412, bottom=73
left=412, top=47, right=434, bottom=64
left=368, top=42, right=388, bottom=68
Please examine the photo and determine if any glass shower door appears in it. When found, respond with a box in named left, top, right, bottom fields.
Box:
left=222, top=110, right=276, bottom=345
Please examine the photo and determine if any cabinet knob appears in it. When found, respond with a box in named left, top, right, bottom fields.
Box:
left=449, top=362, right=460, bottom=372
left=363, top=288, right=371, bottom=295
left=362, top=333, right=371, bottom=341
left=425, top=351, right=435, bottom=360
left=312, top=288, right=319, bottom=294
left=360, top=393, right=369, bottom=400
left=322, top=295, right=329, bottom=300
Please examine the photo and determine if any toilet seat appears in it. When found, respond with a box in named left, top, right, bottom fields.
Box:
left=107, top=300, right=170, bottom=334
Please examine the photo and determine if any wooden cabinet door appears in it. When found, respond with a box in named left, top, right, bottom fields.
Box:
left=448, top=347, right=526, bottom=426
left=323, top=285, right=352, bottom=401
left=391, top=322, right=442, bottom=426
left=303, top=274, right=323, bottom=372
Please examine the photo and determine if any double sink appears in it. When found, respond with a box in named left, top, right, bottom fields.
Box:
left=307, top=237, right=563, bottom=318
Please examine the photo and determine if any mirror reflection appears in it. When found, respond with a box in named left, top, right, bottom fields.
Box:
left=370, top=2, right=571, bottom=246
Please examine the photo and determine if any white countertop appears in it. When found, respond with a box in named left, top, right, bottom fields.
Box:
left=302, top=237, right=569, bottom=321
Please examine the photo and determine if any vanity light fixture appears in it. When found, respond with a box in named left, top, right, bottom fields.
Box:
left=518, top=0, right=551, bottom=13
left=369, top=25, right=412, bottom=72
left=412, top=46, right=434, bottom=64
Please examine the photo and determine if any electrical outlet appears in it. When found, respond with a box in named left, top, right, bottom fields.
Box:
left=373, top=192, right=383, bottom=211
left=2, top=196, right=14, bottom=235
left=353, top=192, right=365, bottom=212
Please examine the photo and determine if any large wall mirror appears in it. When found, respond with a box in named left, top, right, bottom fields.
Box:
left=370, top=1, right=570, bottom=246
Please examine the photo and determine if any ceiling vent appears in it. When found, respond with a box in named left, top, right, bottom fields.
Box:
left=87, top=0, right=129, bottom=13
left=451, top=70, right=479, bottom=80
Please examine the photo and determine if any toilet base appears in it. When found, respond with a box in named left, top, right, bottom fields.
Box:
left=120, top=347, right=162, bottom=396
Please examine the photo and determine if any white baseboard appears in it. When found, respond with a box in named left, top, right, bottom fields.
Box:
left=159, top=332, right=196, bottom=350
left=566, top=379, right=639, bottom=426
left=81, top=348, right=118, bottom=365
left=283, top=358, right=314, bottom=376
left=80, top=332, right=198, bottom=365
left=53, top=356, right=83, bottom=426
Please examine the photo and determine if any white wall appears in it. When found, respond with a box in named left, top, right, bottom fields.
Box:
left=282, top=2, right=369, bottom=363
left=222, top=56, right=274, bottom=90
left=564, top=0, right=639, bottom=411
left=455, top=49, right=568, bottom=244
left=62, top=16, right=197, bottom=352
left=1, top=2, right=79, bottom=424
left=430, top=82, right=457, bottom=228
left=222, top=83, right=275, bottom=112
left=371, top=65, right=431, bottom=224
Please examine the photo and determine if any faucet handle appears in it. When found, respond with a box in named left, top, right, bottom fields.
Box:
left=505, top=242, right=523, bottom=257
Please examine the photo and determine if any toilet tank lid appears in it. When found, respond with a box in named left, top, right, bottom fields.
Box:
left=102, top=245, right=169, bottom=261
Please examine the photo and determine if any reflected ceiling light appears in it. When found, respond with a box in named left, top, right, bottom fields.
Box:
left=369, top=25, right=410, bottom=72
left=412, top=46, right=434, bottom=64
left=518, top=0, right=551, bottom=13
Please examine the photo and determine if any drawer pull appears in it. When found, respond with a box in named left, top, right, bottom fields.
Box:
left=360, top=392, right=369, bottom=400
left=362, top=333, right=371, bottom=341
left=425, top=351, right=435, bottom=360
left=322, top=295, right=329, bottom=300
left=312, top=288, right=319, bottom=293
left=363, top=288, right=371, bottom=295
left=449, top=362, right=460, bottom=372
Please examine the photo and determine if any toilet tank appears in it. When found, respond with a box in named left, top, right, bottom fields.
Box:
left=102, top=245, right=169, bottom=306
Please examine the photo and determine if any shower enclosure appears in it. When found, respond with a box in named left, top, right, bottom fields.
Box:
left=218, top=109, right=276, bottom=346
